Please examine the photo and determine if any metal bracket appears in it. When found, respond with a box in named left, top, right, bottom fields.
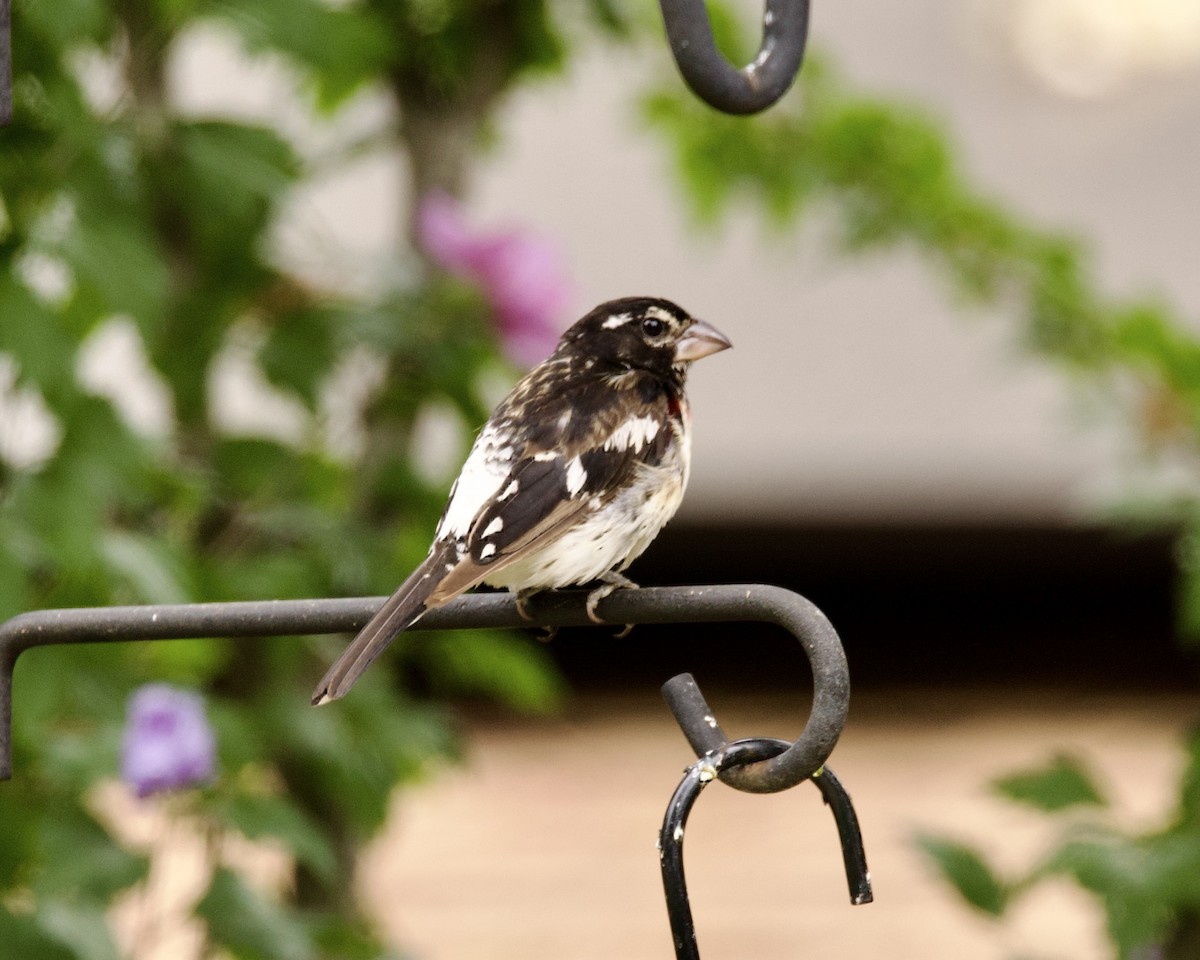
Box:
left=658, top=0, right=810, bottom=114
left=0, top=584, right=849, bottom=789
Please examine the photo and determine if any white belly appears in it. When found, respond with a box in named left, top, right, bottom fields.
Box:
left=483, top=437, right=690, bottom=591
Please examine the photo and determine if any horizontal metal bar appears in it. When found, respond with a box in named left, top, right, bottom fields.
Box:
left=0, top=584, right=850, bottom=788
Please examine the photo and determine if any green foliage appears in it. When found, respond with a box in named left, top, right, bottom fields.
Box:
left=197, top=867, right=314, bottom=960
left=1, top=0, right=583, bottom=956
left=921, top=737, right=1200, bottom=959
left=991, top=753, right=1108, bottom=813
left=915, top=834, right=1009, bottom=917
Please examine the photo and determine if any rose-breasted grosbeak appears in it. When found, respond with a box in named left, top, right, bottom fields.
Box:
left=312, top=297, right=732, bottom=705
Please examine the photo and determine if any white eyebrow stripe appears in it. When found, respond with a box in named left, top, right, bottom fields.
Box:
left=601, top=313, right=633, bottom=329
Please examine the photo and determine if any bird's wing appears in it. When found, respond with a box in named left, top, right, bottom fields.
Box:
left=427, top=373, right=676, bottom=602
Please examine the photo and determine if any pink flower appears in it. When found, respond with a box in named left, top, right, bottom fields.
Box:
left=417, top=193, right=571, bottom=367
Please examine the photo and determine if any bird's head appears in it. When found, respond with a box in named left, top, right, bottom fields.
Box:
left=559, top=297, right=732, bottom=380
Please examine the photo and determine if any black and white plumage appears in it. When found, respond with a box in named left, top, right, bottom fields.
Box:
left=312, top=297, right=732, bottom=705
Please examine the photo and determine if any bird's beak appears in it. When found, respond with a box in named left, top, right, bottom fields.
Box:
left=674, top=319, right=733, bottom=363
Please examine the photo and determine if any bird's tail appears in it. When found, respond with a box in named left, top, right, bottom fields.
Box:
left=311, top=543, right=455, bottom=705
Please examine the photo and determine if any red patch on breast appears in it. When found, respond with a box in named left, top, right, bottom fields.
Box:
left=667, top=390, right=686, bottom=422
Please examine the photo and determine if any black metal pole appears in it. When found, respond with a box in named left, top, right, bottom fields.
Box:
left=0, top=584, right=850, bottom=787
left=0, top=0, right=11, bottom=126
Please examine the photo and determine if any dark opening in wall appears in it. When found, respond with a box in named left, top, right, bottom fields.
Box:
left=545, top=522, right=1192, bottom=694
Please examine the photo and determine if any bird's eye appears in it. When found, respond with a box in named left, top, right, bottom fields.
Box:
left=641, top=316, right=665, bottom=338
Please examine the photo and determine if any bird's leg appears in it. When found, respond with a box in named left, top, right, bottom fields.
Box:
left=586, top=571, right=638, bottom=635
left=515, top=588, right=541, bottom=622
left=515, top=588, right=559, bottom=640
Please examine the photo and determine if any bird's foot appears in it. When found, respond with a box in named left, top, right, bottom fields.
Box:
left=515, top=588, right=541, bottom=622
left=515, top=588, right=559, bottom=640
left=585, top=572, right=638, bottom=635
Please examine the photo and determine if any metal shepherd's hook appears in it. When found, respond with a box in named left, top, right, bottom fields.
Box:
left=658, top=0, right=811, bottom=114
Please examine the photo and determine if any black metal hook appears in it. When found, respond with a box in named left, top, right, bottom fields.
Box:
left=0, top=584, right=848, bottom=787
left=1, top=0, right=11, bottom=126
left=659, top=739, right=872, bottom=960
left=658, top=0, right=810, bottom=115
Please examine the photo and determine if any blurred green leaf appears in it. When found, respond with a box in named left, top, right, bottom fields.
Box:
left=1042, top=836, right=1164, bottom=956
left=217, top=792, right=338, bottom=883
left=1178, top=728, right=1200, bottom=829
left=1145, top=830, right=1200, bottom=906
left=101, top=530, right=193, bottom=605
left=311, top=913, right=414, bottom=960
left=37, top=901, right=120, bottom=960
left=0, top=905, right=76, bottom=960
left=170, top=120, right=298, bottom=275
left=35, top=809, right=148, bottom=903
left=0, top=271, right=77, bottom=392
left=418, top=629, right=565, bottom=714
left=992, top=754, right=1107, bottom=813
left=0, top=791, right=39, bottom=891
left=259, top=307, right=338, bottom=410
left=1175, top=521, right=1200, bottom=644
left=62, top=214, right=168, bottom=327
left=916, top=834, right=1009, bottom=916
left=13, top=0, right=111, bottom=47
left=206, top=0, right=392, bottom=109
left=197, top=867, right=314, bottom=960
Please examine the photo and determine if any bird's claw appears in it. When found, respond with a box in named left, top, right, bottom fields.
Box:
left=585, top=573, right=637, bottom=632
left=515, top=589, right=540, bottom=622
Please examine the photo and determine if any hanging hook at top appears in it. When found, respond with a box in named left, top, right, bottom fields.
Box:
left=658, top=0, right=810, bottom=115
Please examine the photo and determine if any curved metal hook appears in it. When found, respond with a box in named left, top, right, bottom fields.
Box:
left=659, top=739, right=872, bottom=960
left=662, top=609, right=847, bottom=795
left=658, top=0, right=810, bottom=115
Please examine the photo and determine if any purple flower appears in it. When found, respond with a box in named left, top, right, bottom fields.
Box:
left=417, top=193, right=571, bottom=367
left=121, top=684, right=216, bottom=798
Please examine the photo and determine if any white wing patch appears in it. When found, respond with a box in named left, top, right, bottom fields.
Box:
left=436, top=425, right=513, bottom=539
left=481, top=516, right=504, bottom=538
left=565, top=456, right=587, bottom=496
left=604, top=414, right=661, bottom=453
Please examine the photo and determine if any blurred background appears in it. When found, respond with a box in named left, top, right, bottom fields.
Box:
left=3, top=0, right=1200, bottom=957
